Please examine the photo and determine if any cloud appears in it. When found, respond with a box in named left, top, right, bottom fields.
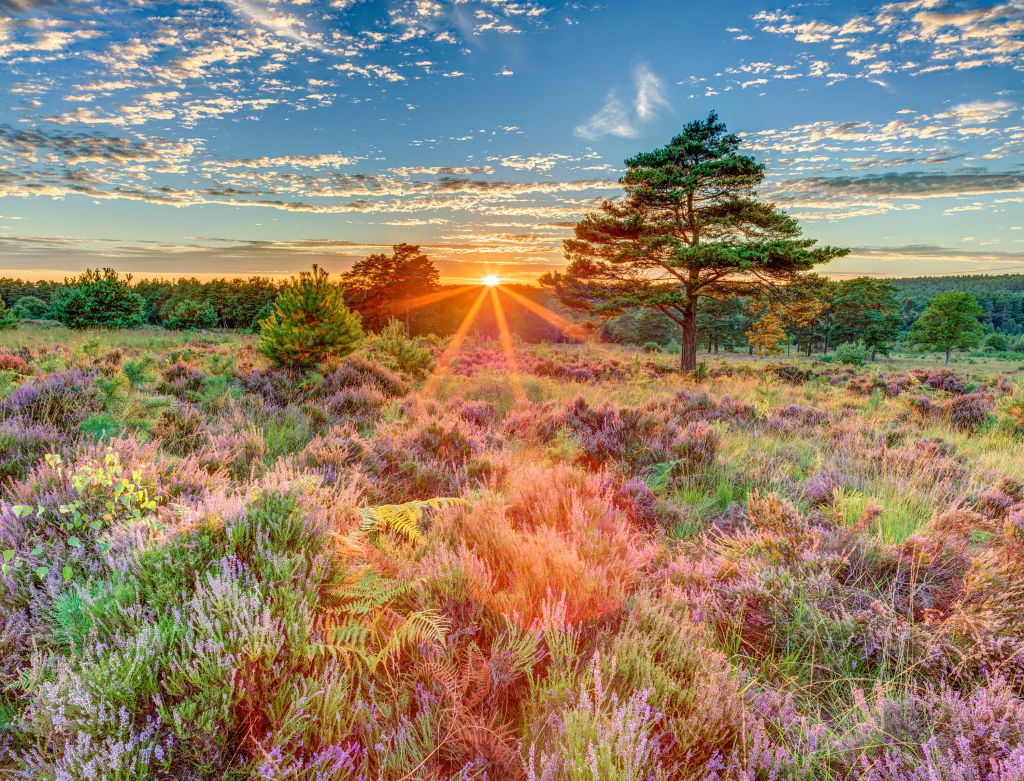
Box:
left=775, top=170, right=1024, bottom=202
left=575, top=61, right=670, bottom=140
left=751, top=1, right=1024, bottom=82
left=633, top=62, right=669, bottom=121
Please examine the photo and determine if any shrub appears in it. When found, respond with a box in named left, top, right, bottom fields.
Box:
left=363, top=318, right=435, bottom=379
left=49, top=268, right=146, bottom=329
left=164, top=298, right=218, bottom=330
left=0, top=368, right=102, bottom=433
left=0, top=351, right=30, bottom=374
left=537, top=397, right=719, bottom=477
left=0, top=298, right=16, bottom=330
left=986, top=333, right=1010, bottom=352
left=833, top=340, right=868, bottom=366
left=0, top=419, right=63, bottom=481
left=258, top=265, right=363, bottom=370
left=457, top=463, right=651, bottom=626
left=601, top=596, right=743, bottom=770
left=366, top=410, right=501, bottom=501
left=10, top=295, right=49, bottom=320
left=944, top=391, right=994, bottom=432
left=526, top=653, right=669, bottom=781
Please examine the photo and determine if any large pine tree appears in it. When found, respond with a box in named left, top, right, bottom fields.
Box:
left=542, top=113, right=847, bottom=372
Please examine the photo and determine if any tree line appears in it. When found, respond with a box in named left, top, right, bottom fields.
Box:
left=0, top=254, right=566, bottom=342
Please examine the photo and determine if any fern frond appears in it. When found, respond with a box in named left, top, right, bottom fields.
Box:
left=358, top=496, right=466, bottom=541
left=374, top=609, right=450, bottom=668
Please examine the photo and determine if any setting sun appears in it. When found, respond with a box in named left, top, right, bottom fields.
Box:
left=481, top=274, right=501, bottom=287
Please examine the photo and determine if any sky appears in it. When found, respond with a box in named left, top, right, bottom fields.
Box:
left=0, top=0, right=1022, bottom=284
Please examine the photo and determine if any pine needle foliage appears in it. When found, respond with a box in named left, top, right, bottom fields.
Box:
left=258, top=264, right=363, bottom=370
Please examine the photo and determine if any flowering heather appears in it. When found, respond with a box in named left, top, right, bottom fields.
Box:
left=0, top=368, right=101, bottom=432
left=1, top=329, right=1023, bottom=779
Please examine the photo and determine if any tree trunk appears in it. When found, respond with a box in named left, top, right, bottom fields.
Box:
left=680, top=297, right=697, bottom=373
left=945, top=348, right=951, bottom=366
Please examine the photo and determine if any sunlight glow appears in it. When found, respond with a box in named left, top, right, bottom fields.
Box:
left=422, top=286, right=490, bottom=397
left=489, top=286, right=525, bottom=401
left=498, top=286, right=593, bottom=342
left=481, top=274, right=501, bottom=287
left=395, top=284, right=477, bottom=314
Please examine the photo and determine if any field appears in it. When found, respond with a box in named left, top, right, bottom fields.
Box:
left=1, top=324, right=1023, bottom=780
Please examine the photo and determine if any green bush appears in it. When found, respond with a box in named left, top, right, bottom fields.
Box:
left=0, top=299, right=16, bottom=330
left=258, top=265, right=363, bottom=370
left=833, top=340, right=868, bottom=366
left=10, top=295, right=49, bottom=320
left=364, top=318, right=435, bottom=379
left=985, top=333, right=1009, bottom=352
left=164, top=298, right=218, bottom=330
left=49, top=268, right=146, bottom=329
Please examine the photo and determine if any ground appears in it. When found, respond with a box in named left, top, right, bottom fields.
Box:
left=1, top=324, right=1022, bottom=780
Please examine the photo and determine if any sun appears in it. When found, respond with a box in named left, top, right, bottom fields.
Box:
left=481, top=274, right=501, bottom=287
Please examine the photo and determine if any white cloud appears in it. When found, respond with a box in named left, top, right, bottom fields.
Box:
left=575, top=61, right=670, bottom=140
left=633, top=62, right=669, bottom=121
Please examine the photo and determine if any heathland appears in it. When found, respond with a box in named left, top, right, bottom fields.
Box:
left=1, top=322, right=1023, bottom=779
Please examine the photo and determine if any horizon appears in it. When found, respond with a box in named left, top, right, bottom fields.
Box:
left=1, top=1, right=1022, bottom=283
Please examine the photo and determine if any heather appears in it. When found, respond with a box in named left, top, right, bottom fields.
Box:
left=2, top=325, right=1024, bottom=779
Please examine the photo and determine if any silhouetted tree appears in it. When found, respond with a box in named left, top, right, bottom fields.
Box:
left=341, top=244, right=440, bottom=333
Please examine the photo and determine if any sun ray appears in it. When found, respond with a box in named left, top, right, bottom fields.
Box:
left=489, top=286, right=525, bottom=401
left=393, top=284, right=477, bottom=314
left=497, top=286, right=592, bottom=342
left=421, top=285, right=490, bottom=398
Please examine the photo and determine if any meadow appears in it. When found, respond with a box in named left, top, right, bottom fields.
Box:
left=1, top=323, right=1023, bottom=780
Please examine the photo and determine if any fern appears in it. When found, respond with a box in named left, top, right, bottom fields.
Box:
left=358, top=496, right=466, bottom=542
left=316, top=569, right=448, bottom=670
left=374, top=609, right=451, bottom=669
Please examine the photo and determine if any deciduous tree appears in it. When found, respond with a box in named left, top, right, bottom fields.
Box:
left=908, top=291, right=984, bottom=365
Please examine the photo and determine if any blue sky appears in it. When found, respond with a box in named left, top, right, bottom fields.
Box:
left=0, top=0, right=1021, bottom=283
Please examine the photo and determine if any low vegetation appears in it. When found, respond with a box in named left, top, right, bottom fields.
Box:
left=1, top=320, right=1023, bottom=779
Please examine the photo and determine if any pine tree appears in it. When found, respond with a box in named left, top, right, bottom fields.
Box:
left=258, top=265, right=363, bottom=370
left=340, top=244, right=440, bottom=333
left=542, top=113, right=847, bottom=372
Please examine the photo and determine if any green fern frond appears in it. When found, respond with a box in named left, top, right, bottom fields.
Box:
left=357, top=496, right=466, bottom=541
left=375, top=609, right=451, bottom=669
left=323, top=568, right=412, bottom=613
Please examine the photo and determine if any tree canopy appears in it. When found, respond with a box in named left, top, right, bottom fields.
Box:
left=340, top=243, right=441, bottom=333
left=542, top=112, right=847, bottom=371
left=49, top=268, right=146, bottom=330
left=908, top=291, right=985, bottom=365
